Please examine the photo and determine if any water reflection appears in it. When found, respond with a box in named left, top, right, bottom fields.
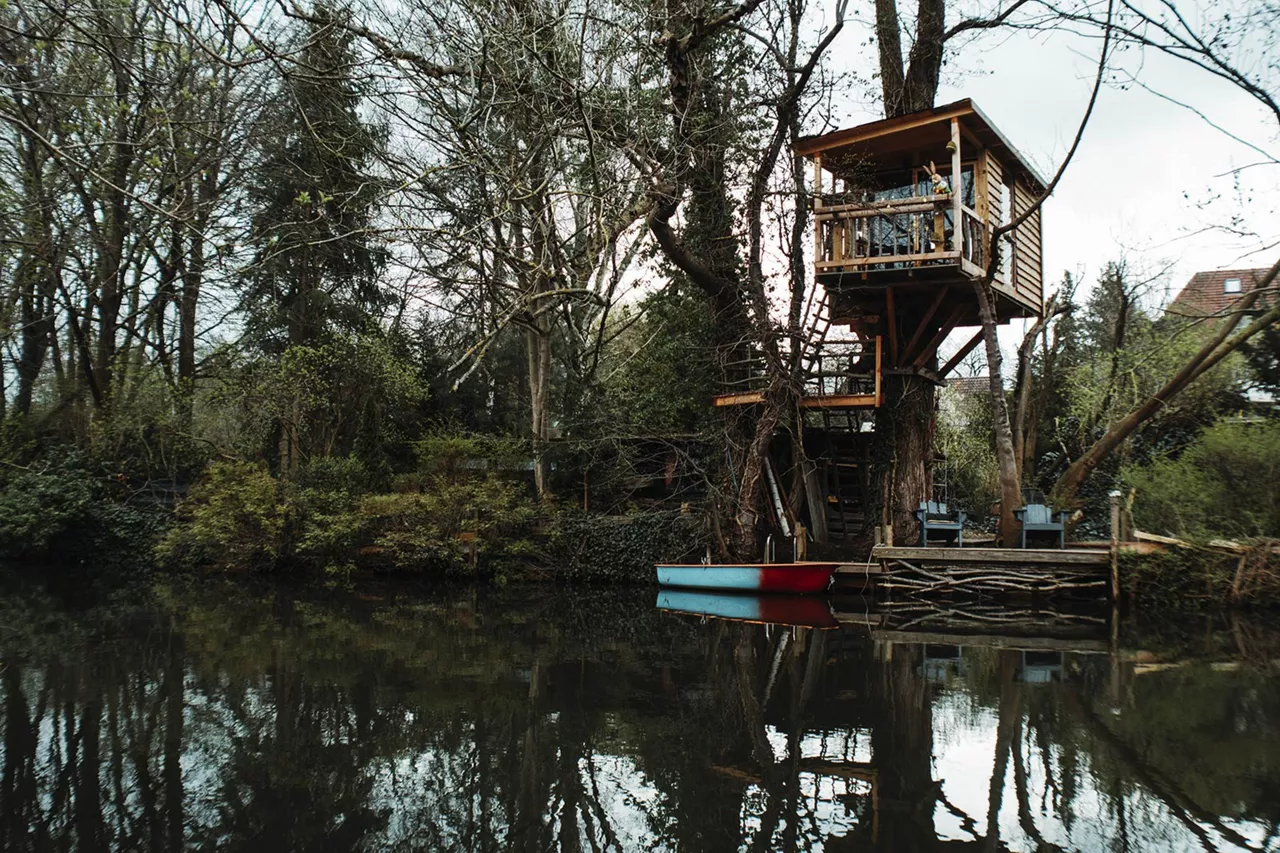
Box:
left=1, top=577, right=1277, bottom=851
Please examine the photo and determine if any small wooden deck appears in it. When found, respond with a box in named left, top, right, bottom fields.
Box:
left=871, top=545, right=1109, bottom=566
left=869, top=545, right=1110, bottom=598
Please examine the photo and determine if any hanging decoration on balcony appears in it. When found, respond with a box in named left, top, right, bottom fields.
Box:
left=928, top=161, right=952, bottom=197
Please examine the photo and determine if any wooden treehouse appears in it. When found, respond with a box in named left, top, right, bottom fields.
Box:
left=716, top=100, right=1047, bottom=542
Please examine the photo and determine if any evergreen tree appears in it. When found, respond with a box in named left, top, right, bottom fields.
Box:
left=242, top=3, right=389, bottom=352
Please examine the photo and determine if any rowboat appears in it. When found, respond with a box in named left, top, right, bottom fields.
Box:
left=657, top=590, right=839, bottom=628
left=655, top=562, right=838, bottom=594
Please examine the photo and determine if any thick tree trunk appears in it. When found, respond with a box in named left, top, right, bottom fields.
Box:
left=865, top=2, right=953, bottom=546
left=15, top=269, right=54, bottom=418
left=871, top=374, right=935, bottom=544
left=876, top=0, right=944, bottom=117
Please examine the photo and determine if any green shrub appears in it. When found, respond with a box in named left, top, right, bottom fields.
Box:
left=936, top=386, right=1000, bottom=520
left=0, top=449, right=167, bottom=568
left=295, top=455, right=377, bottom=494
left=159, top=457, right=542, bottom=576
left=0, top=452, right=101, bottom=557
left=1123, top=419, right=1280, bottom=539
left=158, top=461, right=290, bottom=570
left=361, top=475, right=541, bottom=574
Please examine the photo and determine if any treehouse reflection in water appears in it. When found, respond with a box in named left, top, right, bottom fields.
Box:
left=0, top=579, right=1277, bottom=852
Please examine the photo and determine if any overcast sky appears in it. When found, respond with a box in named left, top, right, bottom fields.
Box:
left=823, top=5, right=1279, bottom=314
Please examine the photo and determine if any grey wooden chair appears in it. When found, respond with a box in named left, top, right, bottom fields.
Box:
left=914, top=501, right=965, bottom=547
left=1014, top=503, right=1068, bottom=548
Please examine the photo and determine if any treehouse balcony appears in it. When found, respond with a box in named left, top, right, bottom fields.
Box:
left=712, top=336, right=882, bottom=410
left=796, top=99, right=1048, bottom=324
left=815, top=193, right=990, bottom=274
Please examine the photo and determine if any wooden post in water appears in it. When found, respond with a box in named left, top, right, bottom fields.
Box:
left=1109, top=489, right=1122, bottom=600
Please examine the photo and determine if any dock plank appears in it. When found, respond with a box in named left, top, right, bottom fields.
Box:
left=834, top=562, right=884, bottom=575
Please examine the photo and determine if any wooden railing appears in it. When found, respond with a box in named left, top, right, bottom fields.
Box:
left=713, top=337, right=881, bottom=408
left=802, top=338, right=880, bottom=404
left=815, top=194, right=990, bottom=273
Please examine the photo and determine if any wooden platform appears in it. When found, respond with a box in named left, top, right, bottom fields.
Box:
left=871, top=545, right=1110, bottom=598
left=713, top=391, right=879, bottom=408
left=870, top=545, right=1109, bottom=567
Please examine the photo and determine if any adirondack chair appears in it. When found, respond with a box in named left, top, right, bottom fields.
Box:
left=1014, top=502, right=1068, bottom=549
left=914, top=501, right=965, bottom=547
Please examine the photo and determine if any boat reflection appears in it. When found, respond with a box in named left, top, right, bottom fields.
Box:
left=656, top=589, right=840, bottom=628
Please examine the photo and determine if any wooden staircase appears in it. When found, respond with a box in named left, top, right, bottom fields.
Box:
left=821, top=419, right=871, bottom=541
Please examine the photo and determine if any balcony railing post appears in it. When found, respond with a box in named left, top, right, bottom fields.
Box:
left=874, top=335, right=882, bottom=406
left=950, top=117, right=963, bottom=261
left=813, top=154, right=824, bottom=264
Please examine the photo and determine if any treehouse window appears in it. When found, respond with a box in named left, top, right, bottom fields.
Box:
left=848, top=165, right=975, bottom=207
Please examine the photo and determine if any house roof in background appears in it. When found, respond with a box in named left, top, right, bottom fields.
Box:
left=947, top=376, right=991, bottom=396
left=1166, top=268, right=1271, bottom=319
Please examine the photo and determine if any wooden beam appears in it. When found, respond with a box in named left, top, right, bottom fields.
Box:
left=713, top=391, right=764, bottom=407
left=902, top=287, right=950, bottom=363
left=912, top=304, right=964, bottom=368
left=885, top=288, right=898, bottom=365
left=799, top=394, right=879, bottom=409
left=792, top=103, right=974, bottom=156
left=815, top=194, right=950, bottom=216
left=939, top=329, right=984, bottom=377
left=716, top=390, right=882, bottom=409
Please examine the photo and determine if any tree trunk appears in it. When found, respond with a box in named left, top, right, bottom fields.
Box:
left=974, top=280, right=1022, bottom=545
left=871, top=374, right=935, bottom=544
left=865, top=1, right=953, bottom=545
left=13, top=132, right=59, bottom=419
left=178, top=175, right=208, bottom=424
left=527, top=322, right=552, bottom=499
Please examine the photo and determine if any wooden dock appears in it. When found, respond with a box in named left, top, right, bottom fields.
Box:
left=868, top=545, right=1111, bottom=597
left=870, top=545, right=1109, bottom=566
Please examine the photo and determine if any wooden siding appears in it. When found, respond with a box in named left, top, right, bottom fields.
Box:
left=983, top=150, right=1002, bottom=226
left=1011, top=177, right=1043, bottom=312
left=982, top=152, right=1013, bottom=289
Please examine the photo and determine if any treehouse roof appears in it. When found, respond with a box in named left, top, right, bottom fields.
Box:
left=794, top=99, right=1048, bottom=192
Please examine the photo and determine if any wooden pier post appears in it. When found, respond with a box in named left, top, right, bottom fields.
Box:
left=1109, top=489, right=1122, bottom=600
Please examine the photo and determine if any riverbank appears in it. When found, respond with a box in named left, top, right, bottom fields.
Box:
left=4, top=451, right=1280, bottom=608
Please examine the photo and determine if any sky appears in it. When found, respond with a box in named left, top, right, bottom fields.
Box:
left=818, top=2, right=1279, bottom=353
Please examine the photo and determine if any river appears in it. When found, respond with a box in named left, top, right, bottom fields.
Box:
left=0, top=573, right=1276, bottom=851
